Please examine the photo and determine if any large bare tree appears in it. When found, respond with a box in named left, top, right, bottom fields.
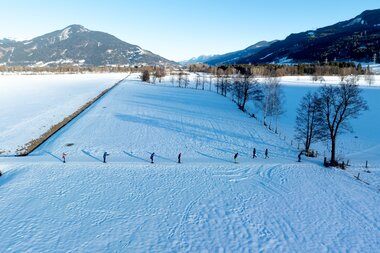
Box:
left=317, top=76, right=368, bottom=165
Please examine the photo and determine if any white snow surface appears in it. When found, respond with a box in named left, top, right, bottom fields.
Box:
left=0, top=73, right=127, bottom=155
left=0, top=74, right=379, bottom=252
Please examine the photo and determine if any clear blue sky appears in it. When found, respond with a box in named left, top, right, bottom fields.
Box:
left=0, top=0, right=379, bottom=61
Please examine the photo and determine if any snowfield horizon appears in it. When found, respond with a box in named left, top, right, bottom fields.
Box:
left=0, top=73, right=379, bottom=252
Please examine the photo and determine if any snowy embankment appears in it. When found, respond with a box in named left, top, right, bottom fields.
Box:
left=0, top=76, right=379, bottom=252
left=0, top=73, right=127, bottom=155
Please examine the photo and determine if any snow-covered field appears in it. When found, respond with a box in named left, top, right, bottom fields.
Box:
left=272, top=75, right=380, bottom=86
left=0, top=73, right=127, bottom=155
left=1, top=162, right=379, bottom=252
left=0, top=74, right=379, bottom=252
left=244, top=76, right=380, bottom=171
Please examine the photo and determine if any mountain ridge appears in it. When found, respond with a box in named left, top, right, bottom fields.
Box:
left=181, top=40, right=276, bottom=66
left=183, top=9, right=380, bottom=66
left=0, top=25, right=176, bottom=67
left=237, top=9, right=380, bottom=64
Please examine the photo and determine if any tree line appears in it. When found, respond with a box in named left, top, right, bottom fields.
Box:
left=0, top=65, right=174, bottom=74
left=188, top=62, right=370, bottom=77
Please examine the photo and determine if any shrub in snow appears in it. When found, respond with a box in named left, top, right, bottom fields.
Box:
left=141, top=70, right=150, bottom=83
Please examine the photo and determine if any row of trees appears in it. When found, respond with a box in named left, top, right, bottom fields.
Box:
left=207, top=67, right=285, bottom=132
left=141, top=66, right=167, bottom=83
left=0, top=65, right=176, bottom=75
left=295, top=76, right=368, bottom=166
left=0, top=65, right=137, bottom=73
left=189, top=62, right=369, bottom=77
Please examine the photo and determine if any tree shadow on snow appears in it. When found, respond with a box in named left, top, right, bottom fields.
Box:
left=0, top=169, right=24, bottom=187
left=81, top=150, right=102, bottom=162
left=213, top=147, right=250, bottom=156
left=46, top=151, right=63, bottom=162
left=123, top=151, right=150, bottom=163
left=145, top=151, right=176, bottom=163
left=114, top=113, right=254, bottom=149
left=196, top=151, right=234, bottom=164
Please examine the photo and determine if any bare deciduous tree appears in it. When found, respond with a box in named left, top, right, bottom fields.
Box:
left=177, top=71, right=184, bottom=87
left=201, top=72, right=206, bottom=90
left=233, top=72, right=262, bottom=112
left=317, top=76, right=368, bottom=165
left=183, top=74, right=190, bottom=88
left=195, top=74, right=201, bottom=89
left=258, top=76, right=283, bottom=129
left=295, top=92, right=321, bottom=153
left=154, top=67, right=166, bottom=83
left=364, top=66, right=374, bottom=86
left=215, top=69, right=224, bottom=94
left=220, top=74, right=230, bottom=97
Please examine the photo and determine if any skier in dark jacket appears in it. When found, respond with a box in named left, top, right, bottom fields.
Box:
left=178, top=153, right=182, bottom=164
left=265, top=148, right=269, bottom=159
left=103, top=152, right=110, bottom=163
left=150, top=152, right=155, bottom=164
left=252, top=148, right=257, bottom=159
left=234, top=153, right=238, bottom=163
left=298, top=151, right=303, bottom=162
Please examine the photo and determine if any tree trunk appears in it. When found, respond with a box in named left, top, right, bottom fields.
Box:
left=330, top=137, right=336, bottom=165
left=275, top=114, right=278, bottom=133
left=305, top=136, right=310, bottom=153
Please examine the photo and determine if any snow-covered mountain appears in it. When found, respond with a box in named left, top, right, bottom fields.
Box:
left=180, top=55, right=217, bottom=65
left=237, top=9, right=380, bottom=64
left=0, top=25, right=176, bottom=66
left=182, top=9, right=380, bottom=66
left=182, top=41, right=275, bottom=66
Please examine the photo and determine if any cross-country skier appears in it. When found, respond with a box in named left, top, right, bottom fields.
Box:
left=103, top=152, right=110, bottom=163
left=150, top=152, right=155, bottom=164
left=253, top=148, right=257, bottom=159
left=62, top=152, right=67, bottom=163
left=234, top=153, right=238, bottom=163
left=178, top=153, right=182, bottom=164
left=298, top=151, right=303, bottom=162
left=265, top=148, right=269, bottom=159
